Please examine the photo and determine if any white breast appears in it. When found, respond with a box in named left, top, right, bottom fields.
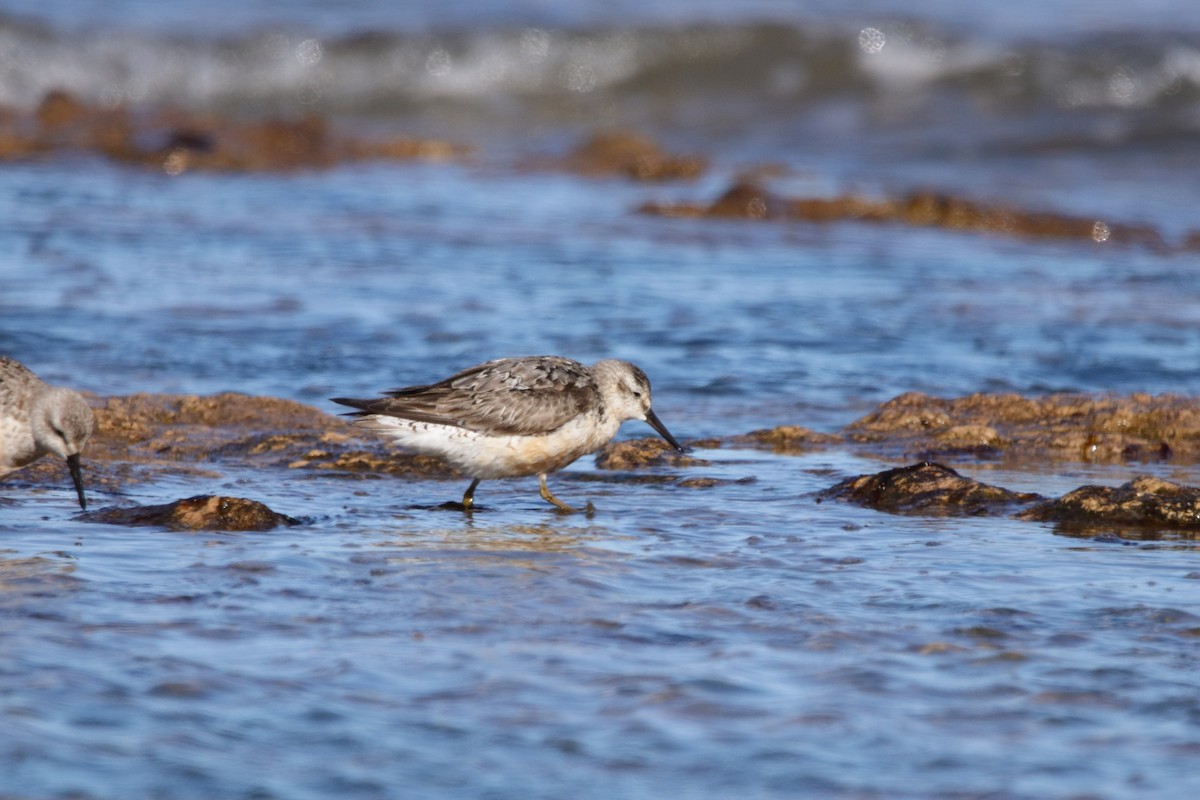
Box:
left=0, top=414, right=40, bottom=473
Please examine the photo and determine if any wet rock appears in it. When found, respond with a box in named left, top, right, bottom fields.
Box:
left=571, top=472, right=677, bottom=485
left=846, top=391, right=1200, bottom=465
left=913, top=424, right=1007, bottom=460
left=90, top=392, right=335, bottom=460
left=640, top=182, right=1173, bottom=250
left=287, top=448, right=458, bottom=479
left=29, top=89, right=134, bottom=158
left=819, top=462, right=1043, bottom=515
left=729, top=425, right=841, bottom=454
left=1, top=90, right=469, bottom=172
left=638, top=181, right=781, bottom=219
left=158, top=115, right=339, bottom=171
left=77, top=392, right=458, bottom=489
left=569, top=472, right=752, bottom=489
left=787, top=194, right=897, bottom=223
left=0, top=127, right=44, bottom=160
left=82, top=495, right=299, bottom=531
left=931, top=425, right=1003, bottom=448
left=594, top=437, right=712, bottom=469
left=35, top=90, right=89, bottom=130
left=1018, top=476, right=1200, bottom=533
left=148, top=114, right=469, bottom=173
left=706, top=182, right=783, bottom=218
left=848, top=391, right=959, bottom=434
left=343, top=135, right=466, bottom=162
left=563, top=131, right=706, bottom=181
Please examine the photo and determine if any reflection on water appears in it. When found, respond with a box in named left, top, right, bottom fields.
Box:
left=375, top=521, right=618, bottom=552
left=0, top=553, right=78, bottom=594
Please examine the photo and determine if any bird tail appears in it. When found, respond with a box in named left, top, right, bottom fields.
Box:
left=330, top=397, right=373, bottom=416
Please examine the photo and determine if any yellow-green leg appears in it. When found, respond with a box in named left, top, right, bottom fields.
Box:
left=538, top=473, right=579, bottom=513
left=461, top=478, right=481, bottom=511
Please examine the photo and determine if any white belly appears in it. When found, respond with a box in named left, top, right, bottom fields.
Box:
left=357, top=412, right=621, bottom=479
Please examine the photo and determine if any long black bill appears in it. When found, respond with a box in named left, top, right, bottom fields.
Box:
left=645, top=408, right=687, bottom=453
left=66, top=453, right=87, bottom=511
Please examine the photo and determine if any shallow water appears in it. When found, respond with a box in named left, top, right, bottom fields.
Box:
left=4, top=0, right=1200, bottom=797
left=4, top=450, right=1200, bottom=799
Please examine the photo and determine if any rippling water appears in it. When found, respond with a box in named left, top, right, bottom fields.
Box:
left=3, top=0, right=1200, bottom=797
left=5, top=451, right=1200, bottom=798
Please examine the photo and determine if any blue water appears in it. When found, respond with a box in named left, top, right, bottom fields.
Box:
left=3, top=1, right=1200, bottom=797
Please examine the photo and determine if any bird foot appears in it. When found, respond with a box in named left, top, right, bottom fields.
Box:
left=546, top=498, right=597, bottom=516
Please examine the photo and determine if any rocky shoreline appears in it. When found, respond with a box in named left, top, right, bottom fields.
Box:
left=7, top=390, right=1198, bottom=536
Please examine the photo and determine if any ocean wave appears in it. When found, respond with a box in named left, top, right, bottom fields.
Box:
left=1, top=15, right=1196, bottom=129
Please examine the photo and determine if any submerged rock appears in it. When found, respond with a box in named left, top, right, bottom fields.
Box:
left=1018, top=476, right=1200, bottom=533
left=675, top=476, right=756, bottom=489
left=819, top=462, right=1043, bottom=515
left=82, top=495, right=299, bottom=531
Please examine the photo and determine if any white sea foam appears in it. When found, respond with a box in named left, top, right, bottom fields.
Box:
left=0, top=14, right=1194, bottom=134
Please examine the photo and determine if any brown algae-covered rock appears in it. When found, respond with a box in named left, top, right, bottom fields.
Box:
left=149, top=114, right=469, bottom=173
left=1018, top=476, right=1200, bottom=532
left=286, top=449, right=459, bottom=479
left=1, top=90, right=469, bottom=172
left=705, top=182, right=782, bottom=218
left=91, top=392, right=336, bottom=462
left=594, top=438, right=711, bottom=469
left=729, top=425, right=842, bottom=454
left=846, top=392, right=1200, bottom=464
left=82, top=495, right=300, bottom=531
left=639, top=182, right=1171, bottom=249
left=81, top=392, right=458, bottom=486
left=819, top=462, right=1043, bottom=515
left=564, top=130, right=706, bottom=181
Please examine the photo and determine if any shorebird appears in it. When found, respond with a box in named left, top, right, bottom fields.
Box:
left=333, top=356, right=685, bottom=512
left=0, top=356, right=95, bottom=510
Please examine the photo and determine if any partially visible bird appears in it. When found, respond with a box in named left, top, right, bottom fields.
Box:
left=333, top=356, right=685, bottom=512
left=0, top=356, right=95, bottom=510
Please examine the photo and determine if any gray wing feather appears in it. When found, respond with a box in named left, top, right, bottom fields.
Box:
left=0, top=356, right=39, bottom=416
left=334, top=356, right=598, bottom=436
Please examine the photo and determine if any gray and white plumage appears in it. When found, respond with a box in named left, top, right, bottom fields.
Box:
left=332, top=356, right=684, bottom=511
left=0, top=356, right=95, bottom=509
